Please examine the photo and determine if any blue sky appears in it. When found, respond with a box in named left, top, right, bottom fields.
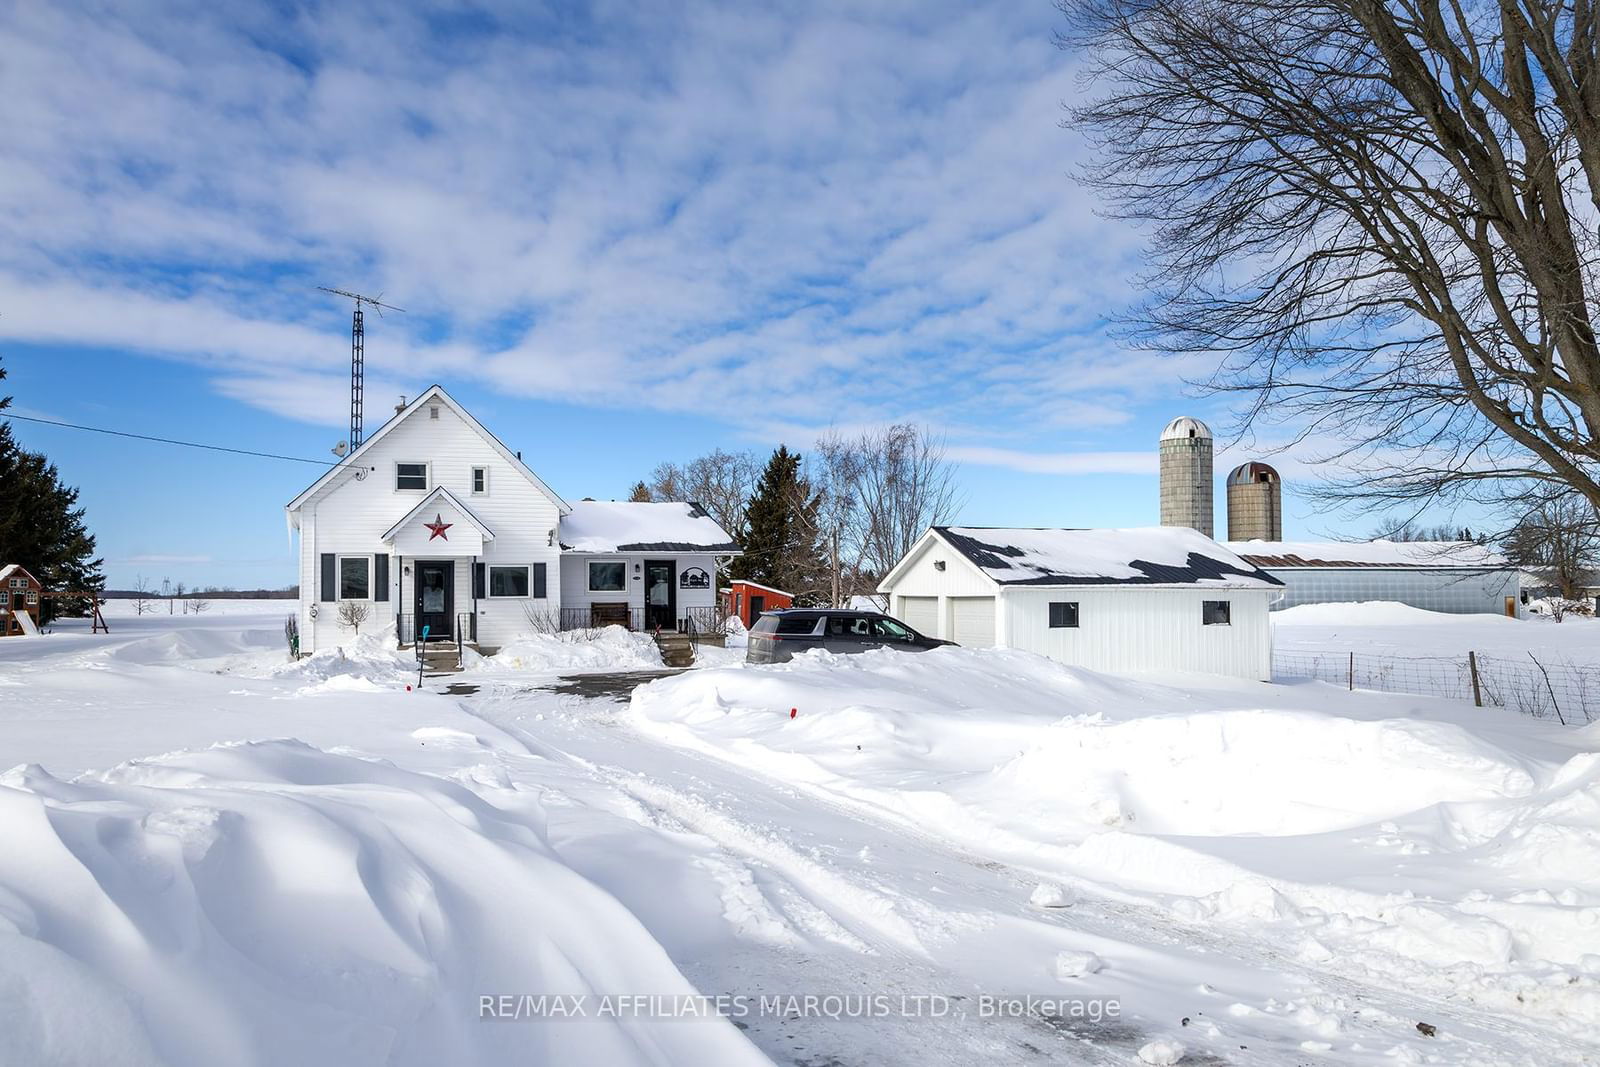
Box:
left=1, top=1, right=1402, bottom=589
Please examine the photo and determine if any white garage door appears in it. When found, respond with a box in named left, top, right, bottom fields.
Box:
left=898, top=596, right=938, bottom=637
left=949, top=597, right=996, bottom=648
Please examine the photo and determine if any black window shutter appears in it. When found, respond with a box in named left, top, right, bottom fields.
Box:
left=473, top=563, right=485, bottom=599
left=373, top=555, right=389, bottom=602
left=320, top=554, right=336, bottom=602
left=533, top=562, right=547, bottom=598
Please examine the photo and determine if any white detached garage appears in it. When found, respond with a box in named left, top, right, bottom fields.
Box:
left=878, top=527, right=1283, bottom=681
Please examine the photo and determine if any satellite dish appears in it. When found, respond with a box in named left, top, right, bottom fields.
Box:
left=331, top=441, right=349, bottom=457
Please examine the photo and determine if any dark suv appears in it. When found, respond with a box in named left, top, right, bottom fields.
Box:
left=746, top=608, right=951, bottom=664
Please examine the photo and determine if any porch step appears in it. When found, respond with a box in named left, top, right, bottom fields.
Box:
left=653, top=632, right=696, bottom=668
left=418, top=640, right=463, bottom=673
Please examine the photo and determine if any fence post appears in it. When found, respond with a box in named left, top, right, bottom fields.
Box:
left=1348, top=652, right=1354, bottom=691
left=1468, top=651, right=1482, bottom=707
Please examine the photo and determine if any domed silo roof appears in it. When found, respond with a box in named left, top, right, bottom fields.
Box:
left=1226, top=461, right=1280, bottom=486
left=1160, top=416, right=1213, bottom=441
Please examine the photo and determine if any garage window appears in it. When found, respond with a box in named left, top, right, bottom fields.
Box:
left=1048, top=602, right=1079, bottom=628
left=1202, top=600, right=1231, bottom=626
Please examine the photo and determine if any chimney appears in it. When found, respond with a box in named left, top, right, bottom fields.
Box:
left=394, top=395, right=407, bottom=414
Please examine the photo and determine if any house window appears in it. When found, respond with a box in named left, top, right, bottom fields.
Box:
left=488, top=566, right=529, bottom=598
left=7, top=578, right=24, bottom=590
left=588, top=561, right=627, bottom=592
left=339, top=556, right=370, bottom=599
left=1048, top=602, right=1079, bottom=628
left=396, top=463, right=428, bottom=491
left=1203, top=600, right=1231, bottom=626
left=26, top=592, right=37, bottom=604
left=471, top=466, right=488, bottom=494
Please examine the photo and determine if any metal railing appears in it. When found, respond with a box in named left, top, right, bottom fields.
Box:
left=395, top=612, right=477, bottom=648
left=1273, top=647, right=1600, bottom=725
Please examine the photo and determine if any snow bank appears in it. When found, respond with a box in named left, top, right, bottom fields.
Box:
left=630, top=648, right=1600, bottom=1031
left=0, top=739, right=764, bottom=1067
left=1275, top=600, right=1520, bottom=626
left=476, top=626, right=662, bottom=673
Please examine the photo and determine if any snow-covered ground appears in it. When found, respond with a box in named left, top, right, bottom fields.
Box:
left=1273, top=600, right=1600, bottom=666
left=2, top=602, right=1597, bottom=1065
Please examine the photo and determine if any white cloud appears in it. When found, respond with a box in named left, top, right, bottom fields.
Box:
left=0, top=0, right=1170, bottom=448
left=946, top=445, right=1156, bottom=476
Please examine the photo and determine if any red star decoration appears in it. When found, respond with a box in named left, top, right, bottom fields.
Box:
left=424, top=513, right=452, bottom=541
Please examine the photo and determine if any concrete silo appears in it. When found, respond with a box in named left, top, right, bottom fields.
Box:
left=1159, top=416, right=1214, bottom=536
left=1226, top=461, right=1282, bottom=541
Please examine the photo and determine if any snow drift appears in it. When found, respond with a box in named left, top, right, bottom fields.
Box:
left=631, top=647, right=1600, bottom=1034
left=0, top=740, right=764, bottom=1067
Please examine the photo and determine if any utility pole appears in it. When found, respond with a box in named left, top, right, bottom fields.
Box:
left=317, top=287, right=405, bottom=450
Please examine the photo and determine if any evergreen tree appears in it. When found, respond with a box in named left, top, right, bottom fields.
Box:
left=627, top=480, right=652, bottom=502
left=0, top=359, right=104, bottom=621
left=734, top=446, right=827, bottom=603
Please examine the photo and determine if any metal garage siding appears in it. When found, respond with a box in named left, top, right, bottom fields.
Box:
left=950, top=596, right=996, bottom=647
left=897, top=596, right=938, bottom=635
left=1000, top=587, right=1273, bottom=680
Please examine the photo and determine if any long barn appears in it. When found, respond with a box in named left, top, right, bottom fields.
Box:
left=877, top=527, right=1281, bottom=681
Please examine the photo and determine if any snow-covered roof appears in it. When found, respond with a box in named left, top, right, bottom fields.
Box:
left=0, top=564, right=38, bottom=585
left=1228, top=539, right=1509, bottom=569
left=912, top=527, right=1282, bottom=588
left=560, top=501, right=739, bottom=554
left=726, top=579, right=792, bottom=597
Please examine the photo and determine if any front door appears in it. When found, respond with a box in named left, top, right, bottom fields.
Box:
left=415, top=561, right=453, bottom=641
left=748, top=594, right=765, bottom=621
left=644, top=560, right=676, bottom=630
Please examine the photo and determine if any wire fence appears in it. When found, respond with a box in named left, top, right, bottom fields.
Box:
left=1273, top=648, right=1600, bottom=725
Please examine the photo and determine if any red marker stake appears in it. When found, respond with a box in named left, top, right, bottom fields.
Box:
left=790, top=708, right=797, bottom=719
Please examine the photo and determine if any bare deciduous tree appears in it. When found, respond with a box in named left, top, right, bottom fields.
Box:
left=647, top=449, right=760, bottom=539
left=1369, top=519, right=1476, bottom=542
left=803, top=425, right=964, bottom=605
left=130, top=575, right=156, bottom=616
left=1504, top=494, right=1600, bottom=604
left=1063, top=0, right=1600, bottom=515
left=188, top=596, right=210, bottom=615
left=337, top=599, right=370, bottom=634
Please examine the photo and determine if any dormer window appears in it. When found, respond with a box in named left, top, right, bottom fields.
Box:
left=396, top=463, right=428, bottom=491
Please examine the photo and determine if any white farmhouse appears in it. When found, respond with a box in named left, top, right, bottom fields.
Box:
left=877, top=526, right=1282, bottom=681
left=285, top=386, right=738, bottom=658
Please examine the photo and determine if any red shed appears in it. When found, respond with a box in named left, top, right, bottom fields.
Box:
left=724, top=580, right=793, bottom=627
left=0, top=564, right=42, bottom=637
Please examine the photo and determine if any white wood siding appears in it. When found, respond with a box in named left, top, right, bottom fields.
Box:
left=559, top=553, right=721, bottom=627
left=1000, top=586, right=1273, bottom=681
left=876, top=535, right=996, bottom=640
left=295, top=398, right=562, bottom=652
left=878, top=531, right=1273, bottom=680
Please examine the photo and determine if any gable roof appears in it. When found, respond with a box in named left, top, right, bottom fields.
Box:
left=381, top=487, right=496, bottom=543
left=883, top=527, right=1282, bottom=590
left=559, top=501, right=739, bottom=553
left=1226, top=539, right=1508, bottom=569
left=284, top=385, right=571, bottom=519
left=0, top=564, right=39, bottom=585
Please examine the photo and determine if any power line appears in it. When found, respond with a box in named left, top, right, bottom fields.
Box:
left=1, top=412, right=370, bottom=469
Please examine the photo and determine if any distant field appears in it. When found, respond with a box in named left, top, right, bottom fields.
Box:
left=1272, top=601, right=1600, bottom=668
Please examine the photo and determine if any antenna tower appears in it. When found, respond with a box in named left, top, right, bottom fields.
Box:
left=317, top=286, right=405, bottom=449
